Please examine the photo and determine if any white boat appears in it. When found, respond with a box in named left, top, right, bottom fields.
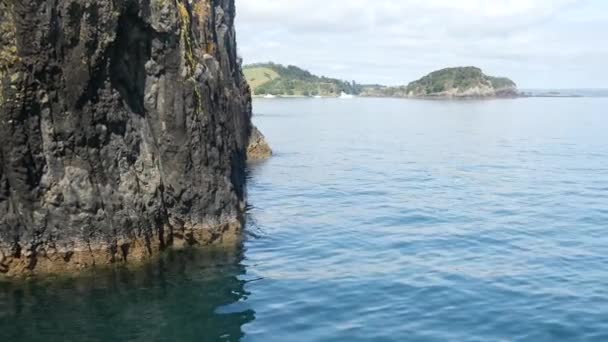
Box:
left=313, top=95, right=322, bottom=99
left=339, top=91, right=354, bottom=99
left=263, top=94, right=277, bottom=99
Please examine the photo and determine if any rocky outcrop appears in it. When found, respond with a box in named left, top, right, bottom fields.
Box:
left=247, top=125, right=272, bottom=161
left=0, top=0, right=252, bottom=277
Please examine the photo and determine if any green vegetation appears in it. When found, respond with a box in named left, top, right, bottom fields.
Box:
left=358, top=85, right=409, bottom=98
left=357, top=66, right=518, bottom=98
left=487, top=76, right=516, bottom=89
left=404, top=66, right=517, bottom=97
left=244, top=66, right=280, bottom=90
left=243, top=63, right=518, bottom=99
left=243, top=62, right=362, bottom=96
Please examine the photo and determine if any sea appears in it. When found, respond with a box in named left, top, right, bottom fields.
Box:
left=2, top=96, right=608, bottom=341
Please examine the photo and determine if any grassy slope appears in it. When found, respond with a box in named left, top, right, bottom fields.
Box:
left=243, top=63, right=356, bottom=96
left=243, top=67, right=280, bottom=89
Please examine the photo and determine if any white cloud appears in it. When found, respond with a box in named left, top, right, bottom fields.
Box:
left=235, top=0, right=608, bottom=88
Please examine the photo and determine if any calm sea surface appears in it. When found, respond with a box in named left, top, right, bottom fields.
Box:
left=2, top=97, right=608, bottom=341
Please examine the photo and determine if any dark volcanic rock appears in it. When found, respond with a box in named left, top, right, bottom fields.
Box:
left=247, top=125, right=272, bottom=161
left=0, top=0, right=252, bottom=276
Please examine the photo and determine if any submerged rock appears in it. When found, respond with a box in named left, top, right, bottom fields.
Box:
left=247, top=125, right=273, bottom=161
left=0, top=0, right=252, bottom=277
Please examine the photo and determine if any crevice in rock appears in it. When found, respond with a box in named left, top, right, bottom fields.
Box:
left=109, top=10, right=153, bottom=116
left=120, top=243, right=130, bottom=262
left=63, top=250, right=74, bottom=263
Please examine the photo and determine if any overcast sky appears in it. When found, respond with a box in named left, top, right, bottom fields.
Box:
left=235, top=0, right=608, bottom=88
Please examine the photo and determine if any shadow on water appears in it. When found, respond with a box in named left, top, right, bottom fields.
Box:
left=0, top=247, right=255, bottom=342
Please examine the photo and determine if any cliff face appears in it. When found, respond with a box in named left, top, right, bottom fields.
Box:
left=0, top=0, right=252, bottom=276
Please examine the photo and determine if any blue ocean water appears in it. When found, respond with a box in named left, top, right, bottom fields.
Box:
left=2, top=97, right=608, bottom=341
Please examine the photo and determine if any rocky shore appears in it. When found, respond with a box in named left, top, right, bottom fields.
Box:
left=247, top=126, right=273, bottom=161
left=0, top=0, right=253, bottom=277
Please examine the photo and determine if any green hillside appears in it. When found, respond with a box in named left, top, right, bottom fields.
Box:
left=243, top=66, right=280, bottom=90
left=358, top=67, right=517, bottom=98
left=404, top=66, right=517, bottom=97
left=244, top=63, right=518, bottom=98
left=243, top=62, right=361, bottom=96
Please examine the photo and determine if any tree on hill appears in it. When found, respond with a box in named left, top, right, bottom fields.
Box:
left=243, top=62, right=363, bottom=96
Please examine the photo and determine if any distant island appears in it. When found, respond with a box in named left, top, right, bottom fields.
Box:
left=244, top=63, right=520, bottom=99
left=361, top=67, right=518, bottom=98
left=244, top=62, right=361, bottom=97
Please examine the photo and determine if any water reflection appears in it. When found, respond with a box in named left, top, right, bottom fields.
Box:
left=0, top=247, right=254, bottom=341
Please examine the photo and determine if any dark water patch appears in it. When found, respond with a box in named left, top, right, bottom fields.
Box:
left=0, top=248, right=253, bottom=342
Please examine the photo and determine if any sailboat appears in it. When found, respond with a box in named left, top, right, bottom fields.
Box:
left=263, top=94, right=277, bottom=99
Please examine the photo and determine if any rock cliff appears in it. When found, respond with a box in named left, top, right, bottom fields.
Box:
left=0, top=0, right=252, bottom=276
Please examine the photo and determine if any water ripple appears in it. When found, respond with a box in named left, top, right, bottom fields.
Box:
left=243, top=98, right=608, bottom=341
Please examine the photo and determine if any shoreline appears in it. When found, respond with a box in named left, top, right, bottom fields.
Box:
left=0, top=219, right=243, bottom=279
left=0, top=243, right=245, bottom=284
left=252, top=94, right=593, bottom=100
left=252, top=95, right=339, bottom=99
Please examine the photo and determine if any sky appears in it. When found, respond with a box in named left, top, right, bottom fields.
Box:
left=235, top=0, right=608, bottom=88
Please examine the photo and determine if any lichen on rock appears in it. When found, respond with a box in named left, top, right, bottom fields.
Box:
left=0, top=0, right=253, bottom=277
left=0, top=1, right=19, bottom=105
